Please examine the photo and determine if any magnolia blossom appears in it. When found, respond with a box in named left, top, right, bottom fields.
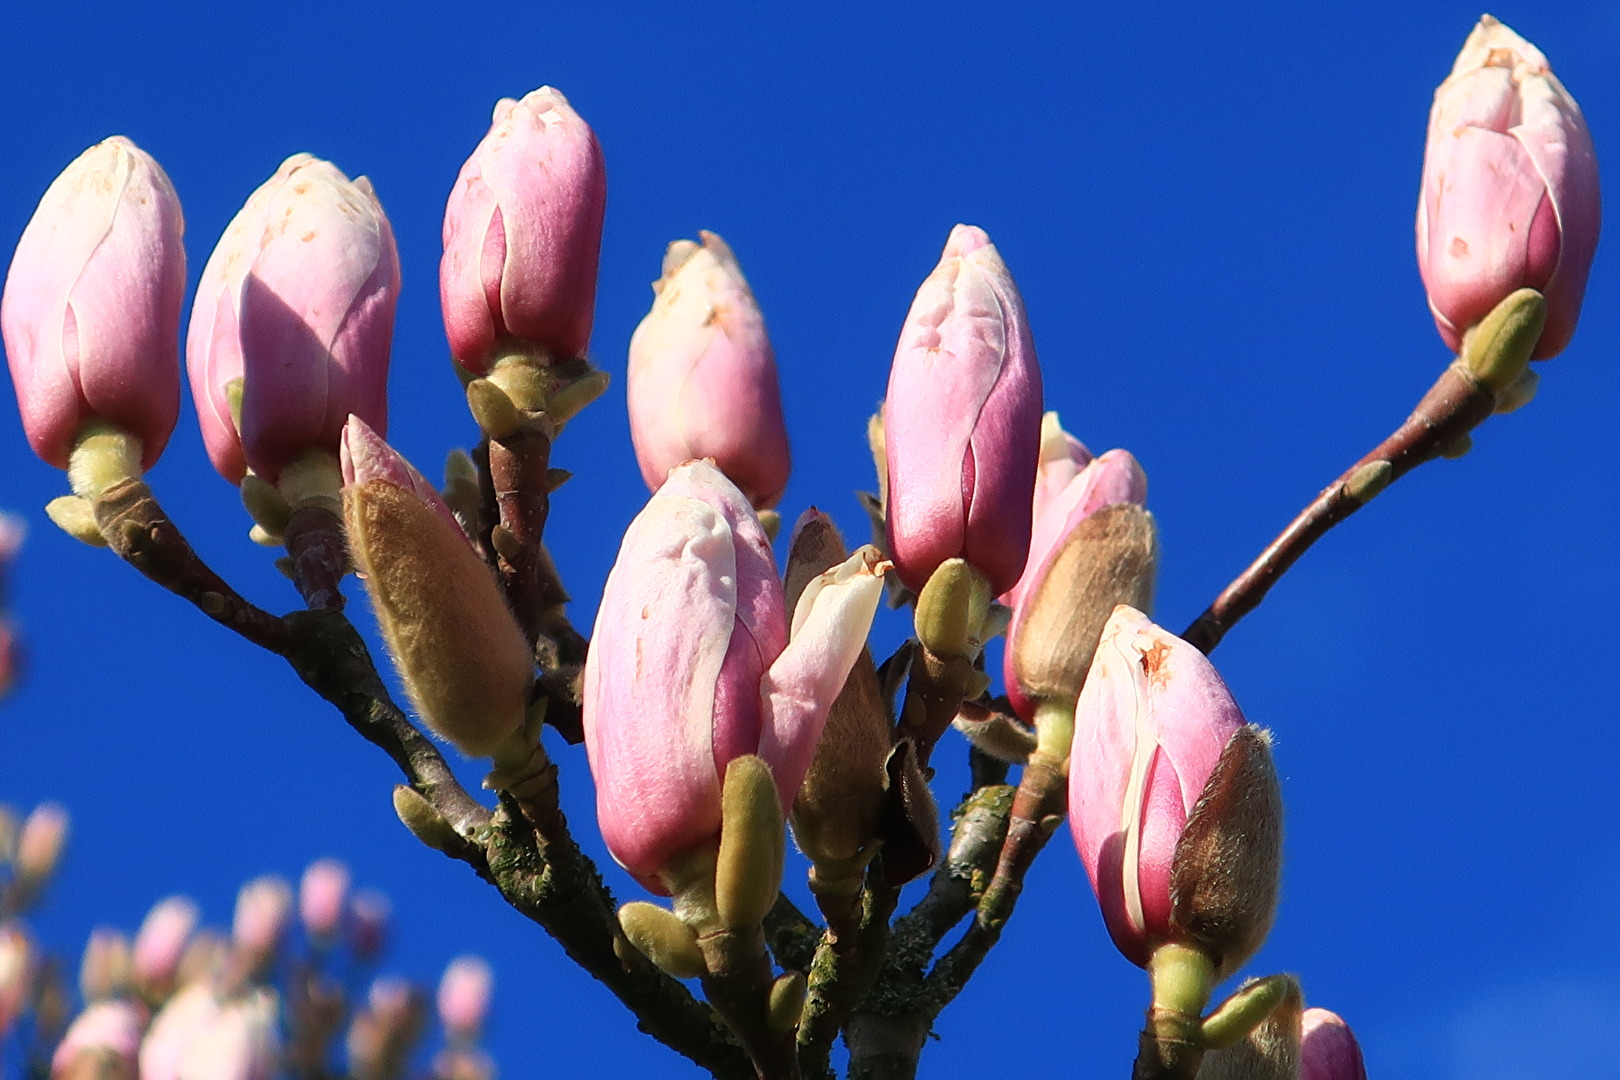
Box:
left=583, top=461, right=887, bottom=888
left=626, top=232, right=790, bottom=508
left=232, top=876, right=291, bottom=966
left=188, top=154, right=399, bottom=483
left=2, top=136, right=185, bottom=470
left=1417, top=16, right=1600, bottom=359
left=883, top=224, right=1042, bottom=595
left=1068, top=607, right=1245, bottom=967
left=441, top=86, right=606, bottom=370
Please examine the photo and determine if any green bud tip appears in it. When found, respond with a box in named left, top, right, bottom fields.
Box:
left=618, top=902, right=707, bottom=980
left=44, top=496, right=107, bottom=548
left=767, top=971, right=807, bottom=1032
left=914, top=558, right=992, bottom=659
left=466, top=379, right=523, bottom=440
left=1462, top=288, right=1546, bottom=393
left=1201, top=975, right=1293, bottom=1049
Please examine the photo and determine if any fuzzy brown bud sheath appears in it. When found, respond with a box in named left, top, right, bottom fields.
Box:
left=1011, top=502, right=1157, bottom=714
left=1169, top=726, right=1284, bottom=981
left=342, top=418, right=532, bottom=756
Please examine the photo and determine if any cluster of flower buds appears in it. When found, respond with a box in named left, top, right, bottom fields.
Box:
left=0, top=825, right=497, bottom=1080
left=0, top=513, right=24, bottom=697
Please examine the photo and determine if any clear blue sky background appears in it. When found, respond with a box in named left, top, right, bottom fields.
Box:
left=1, top=3, right=1616, bottom=1078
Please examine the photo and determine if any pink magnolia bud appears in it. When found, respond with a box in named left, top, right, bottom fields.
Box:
left=1068, top=607, right=1245, bottom=968
left=626, top=232, right=791, bottom=508
left=133, top=896, right=199, bottom=992
left=1417, top=16, right=1600, bottom=359
left=232, top=875, right=291, bottom=966
left=883, top=225, right=1042, bottom=596
left=1300, top=1008, right=1367, bottom=1080
left=1028, top=411, right=1092, bottom=542
left=140, top=984, right=223, bottom=1080
left=188, top=155, right=399, bottom=484
left=4, top=138, right=184, bottom=471
left=583, top=461, right=886, bottom=888
left=1003, top=443, right=1149, bottom=718
left=298, top=859, right=350, bottom=941
left=436, top=956, right=492, bottom=1041
left=15, top=801, right=69, bottom=885
left=51, top=1000, right=144, bottom=1080
left=441, top=87, right=606, bottom=371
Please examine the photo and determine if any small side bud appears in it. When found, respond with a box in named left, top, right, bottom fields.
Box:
left=392, top=786, right=461, bottom=853
left=617, top=902, right=706, bottom=980
left=1169, top=726, right=1284, bottom=980
left=767, top=971, right=807, bottom=1032
left=1194, top=977, right=1302, bottom=1080
left=1492, top=368, right=1540, bottom=416
left=714, top=755, right=785, bottom=932
left=1201, top=974, right=1294, bottom=1049
left=1461, top=288, right=1546, bottom=392
left=913, top=558, right=992, bottom=660
left=952, top=704, right=1038, bottom=765
left=45, top=496, right=107, bottom=547
left=546, top=368, right=610, bottom=423
left=1341, top=461, right=1393, bottom=505
left=465, top=379, right=522, bottom=440
left=239, top=474, right=293, bottom=539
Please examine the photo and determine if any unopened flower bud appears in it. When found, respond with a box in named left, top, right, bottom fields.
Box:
left=133, top=896, right=198, bottom=997
left=190, top=155, right=399, bottom=484
left=1005, top=450, right=1156, bottom=718
left=348, top=977, right=425, bottom=1080
left=583, top=462, right=885, bottom=889
left=50, top=1000, right=144, bottom=1080
left=883, top=224, right=1042, bottom=596
left=15, top=801, right=69, bottom=888
left=299, top=859, right=350, bottom=942
left=232, top=875, right=291, bottom=972
left=1299, top=1008, right=1367, bottom=1080
left=436, top=957, right=492, bottom=1042
left=1417, top=16, right=1601, bottom=359
left=79, top=930, right=133, bottom=1003
left=3, top=137, right=185, bottom=472
left=442, top=87, right=606, bottom=371
left=342, top=417, right=532, bottom=757
left=1070, top=608, right=1282, bottom=977
left=627, top=232, right=790, bottom=508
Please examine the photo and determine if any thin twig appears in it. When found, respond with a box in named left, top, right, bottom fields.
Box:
left=1182, top=363, right=1494, bottom=653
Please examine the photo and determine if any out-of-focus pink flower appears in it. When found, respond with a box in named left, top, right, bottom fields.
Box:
left=16, top=802, right=69, bottom=885
left=298, top=859, right=351, bottom=942
left=50, top=1000, right=144, bottom=1079
left=79, top=929, right=132, bottom=1002
left=133, top=896, right=199, bottom=991
left=883, top=224, right=1042, bottom=596
left=1003, top=438, right=1147, bottom=718
left=1300, top=1008, right=1367, bottom=1080
left=583, top=461, right=887, bottom=889
left=626, top=232, right=790, bottom=509
left=0, top=924, right=36, bottom=1036
left=441, top=87, right=605, bottom=372
left=436, top=956, right=493, bottom=1042
left=188, top=154, right=399, bottom=484
left=176, top=991, right=278, bottom=1080
left=140, top=984, right=222, bottom=1080
left=348, top=889, right=391, bottom=961
left=1417, top=15, right=1600, bottom=359
left=232, top=876, right=291, bottom=967
left=1068, top=606, right=1244, bottom=967
left=2, top=137, right=185, bottom=471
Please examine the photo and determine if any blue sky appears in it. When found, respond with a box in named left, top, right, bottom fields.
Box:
left=1, top=3, right=1617, bottom=1076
